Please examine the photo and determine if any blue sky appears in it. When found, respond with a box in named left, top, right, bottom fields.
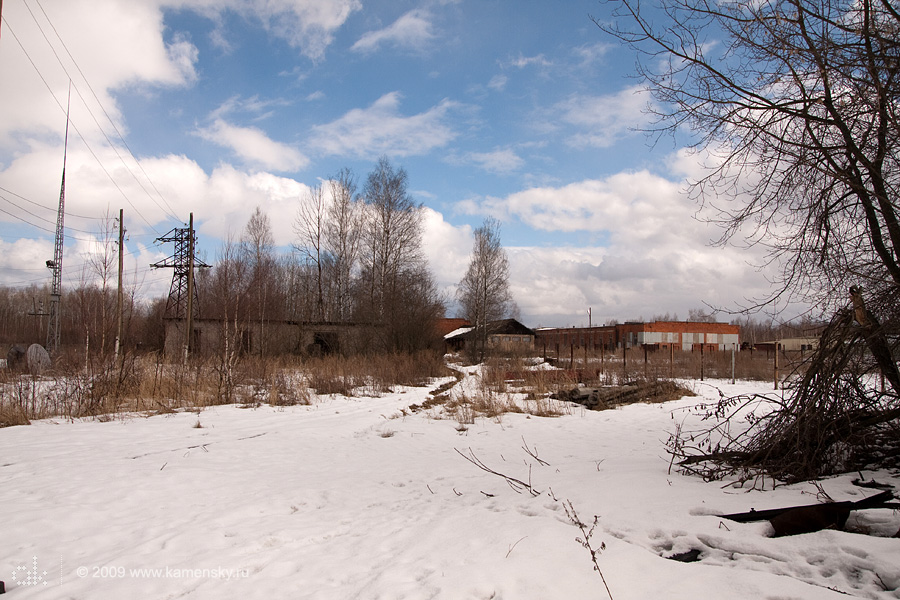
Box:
left=0, top=0, right=785, bottom=327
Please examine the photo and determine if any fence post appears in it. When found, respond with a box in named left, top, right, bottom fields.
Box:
left=643, top=344, right=648, bottom=378
left=669, top=344, right=674, bottom=379
left=731, top=343, right=736, bottom=385
left=700, top=343, right=704, bottom=381
left=774, top=342, right=779, bottom=390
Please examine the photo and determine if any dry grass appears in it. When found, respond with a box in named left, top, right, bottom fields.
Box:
left=0, top=403, right=30, bottom=427
left=0, top=347, right=718, bottom=428
left=540, top=346, right=798, bottom=384
left=304, top=351, right=451, bottom=397
left=0, top=349, right=450, bottom=426
left=443, top=389, right=570, bottom=426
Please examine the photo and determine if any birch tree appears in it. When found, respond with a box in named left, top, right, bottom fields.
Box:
left=242, top=206, right=276, bottom=355
left=325, top=168, right=361, bottom=322
left=294, top=184, right=328, bottom=320
left=457, top=217, right=513, bottom=360
left=357, top=157, right=443, bottom=352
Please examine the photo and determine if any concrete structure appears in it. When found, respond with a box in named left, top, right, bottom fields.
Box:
left=163, top=319, right=372, bottom=358
left=755, top=337, right=820, bottom=353
left=536, top=321, right=740, bottom=353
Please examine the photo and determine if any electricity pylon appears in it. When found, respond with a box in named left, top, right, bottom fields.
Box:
left=150, top=213, right=209, bottom=356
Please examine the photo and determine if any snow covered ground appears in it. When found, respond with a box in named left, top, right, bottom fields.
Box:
left=2, top=366, right=899, bottom=599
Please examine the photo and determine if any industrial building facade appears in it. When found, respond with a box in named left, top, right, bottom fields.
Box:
left=535, top=321, right=740, bottom=353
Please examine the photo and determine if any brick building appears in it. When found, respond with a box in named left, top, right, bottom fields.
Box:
left=535, top=321, right=740, bottom=353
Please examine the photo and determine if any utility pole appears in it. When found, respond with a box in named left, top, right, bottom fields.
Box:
left=184, top=212, right=195, bottom=361
left=114, top=208, right=125, bottom=361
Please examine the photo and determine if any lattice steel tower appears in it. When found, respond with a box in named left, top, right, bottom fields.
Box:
left=46, top=92, right=71, bottom=354
left=150, top=213, right=209, bottom=321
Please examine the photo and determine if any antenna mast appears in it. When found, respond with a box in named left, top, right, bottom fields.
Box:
left=46, top=86, right=71, bottom=354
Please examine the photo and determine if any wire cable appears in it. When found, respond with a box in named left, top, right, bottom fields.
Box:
left=26, top=1, right=181, bottom=226
left=0, top=191, right=101, bottom=234
left=32, top=0, right=182, bottom=224
left=0, top=184, right=100, bottom=220
left=2, top=16, right=165, bottom=233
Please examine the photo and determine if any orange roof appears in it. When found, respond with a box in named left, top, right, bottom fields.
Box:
left=436, top=318, right=471, bottom=336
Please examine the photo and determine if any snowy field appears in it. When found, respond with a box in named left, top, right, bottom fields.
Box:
left=2, top=366, right=899, bottom=599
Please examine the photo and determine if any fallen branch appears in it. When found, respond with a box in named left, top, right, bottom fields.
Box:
left=455, top=447, right=541, bottom=496
left=721, top=490, right=894, bottom=523
left=521, top=436, right=550, bottom=466
left=720, top=490, right=896, bottom=536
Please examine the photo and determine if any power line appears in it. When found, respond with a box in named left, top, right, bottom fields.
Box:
left=0, top=204, right=100, bottom=241
left=0, top=184, right=100, bottom=220
left=31, top=0, right=182, bottom=224
left=1, top=16, right=172, bottom=234
left=0, top=191, right=101, bottom=234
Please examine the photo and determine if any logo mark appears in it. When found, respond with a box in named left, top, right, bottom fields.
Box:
left=11, top=556, right=49, bottom=587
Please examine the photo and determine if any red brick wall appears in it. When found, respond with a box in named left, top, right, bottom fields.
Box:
left=535, top=321, right=740, bottom=351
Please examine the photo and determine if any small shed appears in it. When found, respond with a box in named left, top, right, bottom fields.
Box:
left=445, top=318, right=535, bottom=355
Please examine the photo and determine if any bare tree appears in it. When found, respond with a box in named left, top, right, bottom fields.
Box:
left=359, top=159, right=420, bottom=314
left=77, top=210, right=119, bottom=356
left=597, top=0, right=900, bottom=478
left=595, top=0, right=900, bottom=313
left=293, top=170, right=362, bottom=323
left=360, top=157, right=423, bottom=318
left=687, top=308, right=716, bottom=323
left=457, top=217, right=514, bottom=360
left=294, top=184, right=328, bottom=320
left=242, top=207, right=276, bottom=355
left=325, top=168, right=361, bottom=323
left=356, top=157, right=442, bottom=351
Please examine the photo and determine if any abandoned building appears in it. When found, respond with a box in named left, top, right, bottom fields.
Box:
left=535, top=321, right=741, bottom=354
left=435, top=318, right=471, bottom=338
left=754, top=337, right=820, bottom=353
left=163, top=319, right=372, bottom=358
left=444, top=318, right=536, bottom=354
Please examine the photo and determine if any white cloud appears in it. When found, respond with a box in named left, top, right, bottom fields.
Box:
left=208, top=95, right=289, bottom=121
left=468, top=172, right=687, bottom=241
left=0, top=238, right=54, bottom=287
left=165, top=32, right=201, bottom=84
left=557, top=86, right=653, bottom=148
left=421, top=207, right=472, bottom=289
left=456, top=171, right=777, bottom=325
left=572, top=42, right=612, bottom=67
left=505, top=53, right=552, bottom=69
left=351, top=9, right=436, bottom=53
left=457, top=148, right=524, bottom=174
left=503, top=242, right=772, bottom=327
left=0, top=141, right=305, bottom=244
left=487, top=74, right=508, bottom=92
left=180, top=0, right=362, bottom=61
left=0, top=0, right=199, bottom=153
left=309, top=92, right=460, bottom=158
left=198, top=166, right=310, bottom=247
left=195, top=119, right=309, bottom=172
